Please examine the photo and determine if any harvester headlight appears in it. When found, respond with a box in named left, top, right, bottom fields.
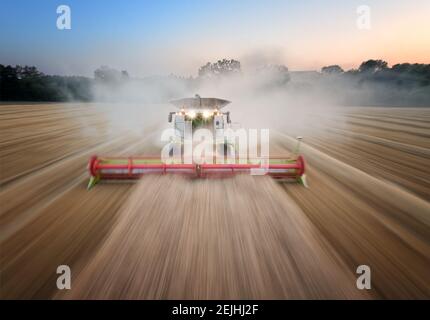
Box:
left=187, top=111, right=196, bottom=119
left=203, top=110, right=212, bottom=119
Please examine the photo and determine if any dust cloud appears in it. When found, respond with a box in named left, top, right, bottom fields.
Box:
left=89, top=64, right=346, bottom=142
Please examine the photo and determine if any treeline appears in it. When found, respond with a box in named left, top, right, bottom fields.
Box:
left=0, top=65, right=93, bottom=101
left=1, top=60, right=429, bottom=105
left=321, top=60, right=430, bottom=88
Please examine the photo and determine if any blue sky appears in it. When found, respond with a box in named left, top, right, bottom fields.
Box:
left=1, top=0, right=429, bottom=76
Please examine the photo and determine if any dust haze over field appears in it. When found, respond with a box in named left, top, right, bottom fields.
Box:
left=89, top=65, right=342, bottom=141
left=88, top=58, right=430, bottom=144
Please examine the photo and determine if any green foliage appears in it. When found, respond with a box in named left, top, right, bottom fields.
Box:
left=358, top=59, right=388, bottom=73
left=321, top=65, right=344, bottom=74
left=198, top=59, right=241, bottom=77
left=94, top=66, right=129, bottom=83
left=0, top=65, right=93, bottom=101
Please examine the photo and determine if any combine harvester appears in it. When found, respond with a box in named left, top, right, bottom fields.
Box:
left=87, top=95, right=306, bottom=189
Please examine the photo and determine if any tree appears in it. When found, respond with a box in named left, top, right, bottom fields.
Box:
left=359, top=59, right=388, bottom=73
left=20, top=65, right=43, bottom=78
left=94, top=66, right=125, bottom=83
left=321, top=65, right=344, bottom=74
left=198, top=59, right=241, bottom=77
left=392, top=63, right=430, bottom=76
left=391, top=63, right=430, bottom=86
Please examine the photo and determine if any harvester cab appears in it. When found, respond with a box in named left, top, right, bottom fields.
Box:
left=168, top=94, right=233, bottom=155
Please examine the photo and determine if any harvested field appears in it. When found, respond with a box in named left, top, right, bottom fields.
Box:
left=0, top=103, right=429, bottom=299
